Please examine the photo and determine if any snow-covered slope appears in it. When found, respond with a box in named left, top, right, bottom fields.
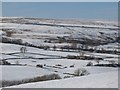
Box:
left=8, top=71, right=118, bottom=88
left=1, top=17, right=119, bottom=46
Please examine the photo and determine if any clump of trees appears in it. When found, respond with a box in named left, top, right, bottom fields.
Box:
left=36, top=64, right=43, bottom=68
left=93, top=60, right=119, bottom=67
left=86, top=61, right=93, bottom=66
left=0, top=60, right=11, bottom=65
left=2, top=37, right=22, bottom=44
left=2, top=73, right=61, bottom=87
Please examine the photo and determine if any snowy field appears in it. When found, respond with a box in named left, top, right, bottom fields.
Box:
left=8, top=71, right=118, bottom=88
left=0, top=17, right=119, bottom=88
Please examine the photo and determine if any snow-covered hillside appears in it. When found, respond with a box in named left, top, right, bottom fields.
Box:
left=8, top=71, right=118, bottom=88
left=1, top=17, right=119, bottom=46
left=0, top=17, right=119, bottom=88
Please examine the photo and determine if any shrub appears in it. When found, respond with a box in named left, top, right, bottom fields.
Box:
left=70, top=64, right=75, bottom=68
left=109, top=60, right=116, bottom=65
left=55, top=64, right=62, bottom=66
left=86, top=62, right=93, bottom=66
left=36, top=64, right=43, bottom=68
left=74, top=68, right=89, bottom=76
left=64, top=76, right=71, bottom=79
left=43, top=46, right=50, bottom=50
left=96, top=60, right=100, bottom=64
left=40, top=73, right=61, bottom=80
left=67, top=55, right=76, bottom=59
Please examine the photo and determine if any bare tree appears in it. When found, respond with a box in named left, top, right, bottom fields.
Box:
left=74, top=68, right=89, bottom=76
left=20, top=47, right=27, bottom=57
